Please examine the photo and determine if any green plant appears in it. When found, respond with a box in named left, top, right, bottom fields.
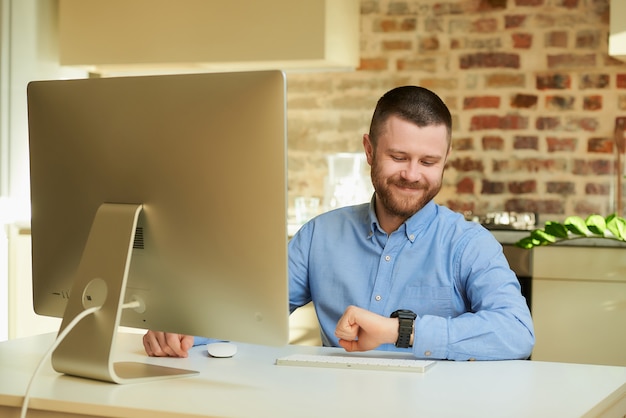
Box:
left=515, top=213, right=626, bottom=249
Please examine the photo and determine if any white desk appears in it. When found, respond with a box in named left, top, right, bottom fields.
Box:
left=1, top=333, right=625, bottom=418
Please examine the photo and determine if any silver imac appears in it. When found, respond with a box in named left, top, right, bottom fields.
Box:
left=27, top=70, right=289, bottom=383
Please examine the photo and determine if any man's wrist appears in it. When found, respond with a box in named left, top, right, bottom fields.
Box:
left=390, top=310, right=416, bottom=348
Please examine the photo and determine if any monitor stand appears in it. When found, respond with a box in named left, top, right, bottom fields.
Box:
left=50, top=203, right=198, bottom=384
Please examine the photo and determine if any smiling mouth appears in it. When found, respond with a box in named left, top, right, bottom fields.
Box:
left=392, top=181, right=425, bottom=191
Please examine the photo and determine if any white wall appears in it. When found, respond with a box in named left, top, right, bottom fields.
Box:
left=0, top=0, right=85, bottom=341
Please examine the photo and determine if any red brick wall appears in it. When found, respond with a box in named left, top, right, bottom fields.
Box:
left=286, top=0, right=626, bottom=221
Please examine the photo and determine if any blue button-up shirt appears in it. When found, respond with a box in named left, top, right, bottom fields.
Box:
left=288, top=199, right=535, bottom=361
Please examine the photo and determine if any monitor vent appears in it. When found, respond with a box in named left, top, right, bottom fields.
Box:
left=133, top=227, right=145, bottom=249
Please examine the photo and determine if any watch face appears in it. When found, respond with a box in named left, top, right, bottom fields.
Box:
left=392, top=309, right=417, bottom=320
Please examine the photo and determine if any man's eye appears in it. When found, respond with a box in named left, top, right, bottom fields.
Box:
left=391, top=155, right=406, bottom=161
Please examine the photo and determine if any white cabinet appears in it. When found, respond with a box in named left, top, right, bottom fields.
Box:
left=7, top=225, right=60, bottom=339
left=531, top=245, right=626, bottom=366
left=58, top=0, right=359, bottom=74
left=288, top=302, right=322, bottom=346
left=609, top=0, right=626, bottom=61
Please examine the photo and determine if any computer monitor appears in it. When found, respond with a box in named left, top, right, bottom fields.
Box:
left=27, top=70, right=290, bottom=383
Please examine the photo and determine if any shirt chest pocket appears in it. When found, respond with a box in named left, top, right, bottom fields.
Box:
left=403, top=285, right=454, bottom=318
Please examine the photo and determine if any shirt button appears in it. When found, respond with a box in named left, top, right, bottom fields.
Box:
left=409, top=234, right=415, bottom=240
left=424, top=351, right=432, bottom=356
left=375, top=295, right=382, bottom=301
left=385, top=255, right=391, bottom=261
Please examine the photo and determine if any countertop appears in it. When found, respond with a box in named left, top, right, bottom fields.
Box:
left=490, top=229, right=626, bottom=248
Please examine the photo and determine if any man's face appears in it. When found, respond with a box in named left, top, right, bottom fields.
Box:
left=364, top=115, right=450, bottom=220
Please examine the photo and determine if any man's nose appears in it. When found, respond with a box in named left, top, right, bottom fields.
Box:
left=400, top=161, right=422, bottom=182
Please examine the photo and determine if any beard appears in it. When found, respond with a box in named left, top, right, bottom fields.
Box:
left=370, top=157, right=442, bottom=220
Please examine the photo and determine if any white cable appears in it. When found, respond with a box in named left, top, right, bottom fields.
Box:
left=121, top=300, right=141, bottom=310
left=19, top=306, right=99, bottom=418
left=19, top=299, right=143, bottom=418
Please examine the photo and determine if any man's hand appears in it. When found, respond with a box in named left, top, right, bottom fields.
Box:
left=334, top=305, right=398, bottom=352
left=143, top=331, right=194, bottom=358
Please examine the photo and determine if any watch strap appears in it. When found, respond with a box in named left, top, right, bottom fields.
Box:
left=390, top=309, right=416, bottom=348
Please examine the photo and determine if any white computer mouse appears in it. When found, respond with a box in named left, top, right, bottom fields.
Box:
left=207, top=342, right=237, bottom=358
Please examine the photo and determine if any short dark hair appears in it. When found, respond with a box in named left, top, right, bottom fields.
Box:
left=368, top=86, right=452, bottom=149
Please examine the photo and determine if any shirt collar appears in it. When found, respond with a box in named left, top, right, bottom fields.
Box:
left=367, top=197, right=438, bottom=242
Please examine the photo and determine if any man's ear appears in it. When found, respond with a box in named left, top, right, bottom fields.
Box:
left=363, top=134, right=374, bottom=165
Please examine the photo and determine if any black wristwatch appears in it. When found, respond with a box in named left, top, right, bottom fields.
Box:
left=390, top=309, right=416, bottom=348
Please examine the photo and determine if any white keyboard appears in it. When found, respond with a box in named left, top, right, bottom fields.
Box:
left=276, top=354, right=435, bottom=373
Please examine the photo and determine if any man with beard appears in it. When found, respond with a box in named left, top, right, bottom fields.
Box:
left=143, top=86, right=535, bottom=361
